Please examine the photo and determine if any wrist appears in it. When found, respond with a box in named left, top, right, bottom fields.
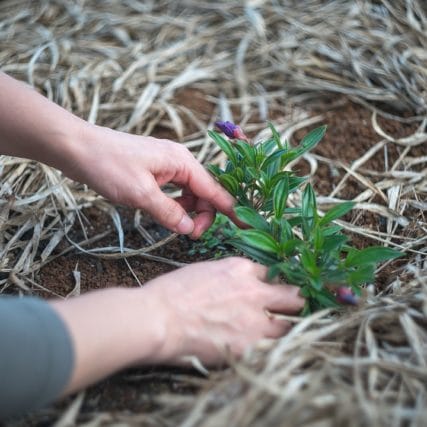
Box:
left=51, top=287, right=168, bottom=395
left=39, top=116, right=95, bottom=179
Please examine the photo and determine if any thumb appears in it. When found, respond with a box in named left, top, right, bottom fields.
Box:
left=142, top=184, right=194, bottom=235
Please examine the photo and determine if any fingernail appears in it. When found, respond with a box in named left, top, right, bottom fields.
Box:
left=176, top=215, right=194, bottom=234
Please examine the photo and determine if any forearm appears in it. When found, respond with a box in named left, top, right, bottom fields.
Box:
left=50, top=287, right=167, bottom=395
left=0, top=72, right=87, bottom=172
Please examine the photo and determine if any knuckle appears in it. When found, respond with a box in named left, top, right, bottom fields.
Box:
left=223, top=257, right=253, bottom=272
left=176, top=143, right=192, bottom=157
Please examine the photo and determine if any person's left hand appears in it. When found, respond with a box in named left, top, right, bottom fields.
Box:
left=65, top=125, right=235, bottom=239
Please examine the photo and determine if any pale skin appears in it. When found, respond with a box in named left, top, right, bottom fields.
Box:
left=0, top=72, right=304, bottom=397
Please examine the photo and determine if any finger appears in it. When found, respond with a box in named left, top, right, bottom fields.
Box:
left=262, top=284, right=305, bottom=314
left=191, top=210, right=215, bottom=239
left=175, top=193, right=197, bottom=212
left=141, top=180, right=194, bottom=235
left=173, top=159, right=236, bottom=217
left=264, top=317, right=293, bottom=339
left=190, top=198, right=216, bottom=239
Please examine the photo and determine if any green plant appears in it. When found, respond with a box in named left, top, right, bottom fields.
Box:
left=188, top=213, right=236, bottom=257
left=207, top=121, right=403, bottom=314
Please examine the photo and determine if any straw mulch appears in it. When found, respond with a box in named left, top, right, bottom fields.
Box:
left=1, top=1, right=426, bottom=426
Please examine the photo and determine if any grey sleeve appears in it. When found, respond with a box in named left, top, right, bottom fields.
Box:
left=0, top=296, right=74, bottom=421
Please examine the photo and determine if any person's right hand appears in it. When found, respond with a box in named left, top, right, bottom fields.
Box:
left=140, top=257, right=305, bottom=366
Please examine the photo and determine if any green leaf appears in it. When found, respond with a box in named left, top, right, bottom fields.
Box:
left=273, top=175, right=289, bottom=220
left=266, top=158, right=282, bottom=179
left=288, top=216, right=303, bottom=228
left=313, top=225, right=324, bottom=252
left=245, top=167, right=258, bottom=182
left=229, top=239, right=279, bottom=266
left=283, top=207, right=302, bottom=215
left=322, top=235, right=348, bottom=253
left=320, top=268, right=347, bottom=284
left=261, top=149, right=287, bottom=170
left=345, top=246, right=404, bottom=268
left=302, top=184, right=317, bottom=237
left=208, top=130, right=238, bottom=165
left=300, top=248, right=319, bottom=277
left=268, top=122, right=284, bottom=150
left=288, top=176, right=307, bottom=192
left=347, top=264, right=375, bottom=286
left=206, top=164, right=223, bottom=178
left=319, top=202, right=355, bottom=226
left=322, top=225, right=343, bottom=236
left=294, top=125, right=327, bottom=158
left=234, top=167, right=244, bottom=182
left=259, top=138, right=277, bottom=156
left=267, top=263, right=283, bottom=281
left=314, top=289, right=341, bottom=308
left=302, top=183, right=317, bottom=219
left=280, top=239, right=303, bottom=256
left=235, top=140, right=257, bottom=167
left=237, top=229, right=280, bottom=254
left=300, top=302, right=312, bottom=316
left=276, top=261, right=310, bottom=284
left=234, top=206, right=270, bottom=233
left=279, top=218, right=294, bottom=241
left=218, top=174, right=239, bottom=195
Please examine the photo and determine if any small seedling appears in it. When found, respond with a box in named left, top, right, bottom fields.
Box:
left=207, top=121, right=403, bottom=314
left=188, top=213, right=236, bottom=257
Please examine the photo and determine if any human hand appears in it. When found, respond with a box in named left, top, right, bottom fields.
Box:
left=140, top=257, right=305, bottom=366
left=52, top=257, right=304, bottom=395
left=65, top=125, right=235, bottom=239
left=0, top=74, right=234, bottom=239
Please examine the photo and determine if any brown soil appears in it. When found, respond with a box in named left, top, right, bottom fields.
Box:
left=13, top=93, right=426, bottom=425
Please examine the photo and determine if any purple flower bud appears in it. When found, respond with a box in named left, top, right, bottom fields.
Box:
left=336, top=286, right=358, bottom=305
left=214, top=121, right=237, bottom=138
left=215, top=121, right=249, bottom=142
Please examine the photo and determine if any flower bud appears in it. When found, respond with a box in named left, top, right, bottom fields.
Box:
left=336, top=286, right=358, bottom=305
left=215, top=121, right=249, bottom=142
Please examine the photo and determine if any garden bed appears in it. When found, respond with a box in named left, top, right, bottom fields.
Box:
left=1, top=1, right=426, bottom=426
left=12, top=99, right=422, bottom=426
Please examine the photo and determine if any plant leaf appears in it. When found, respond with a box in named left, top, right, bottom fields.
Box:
left=347, top=264, right=375, bottom=286
left=302, top=183, right=317, bottom=237
left=208, top=130, right=238, bottom=165
left=268, top=122, right=284, bottom=150
left=234, top=206, right=270, bottom=232
left=229, top=239, right=279, bottom=265
left=261, top=149, right=286, bottom=170
left=302, top=183, right=317, bottom=219
left=235, top=140, right=257, bottom=167
left=294, top=125, right=327, bottom=158
left=259, top=138, right=277, bottom=156
left=345, top=246, right=404, bottom=267
left=218, top=174, right=239, bottom=195
left=319, top=201, right=355, bottom=225
left=273, top=175, right=289, bottom=220
left=280, top=239, right=303, bottom=256
left=322, top=235, right=348, bottom=253
left=206, top=164, right=223, bottom=179
left=237, top=229, right=280, bottom=254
